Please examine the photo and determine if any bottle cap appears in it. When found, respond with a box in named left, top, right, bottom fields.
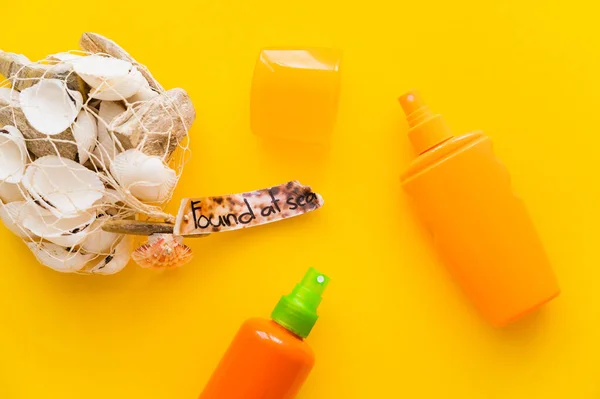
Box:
left=399, top=91, right=453, bottom=154
left=271, top=267, right=330, bottom=338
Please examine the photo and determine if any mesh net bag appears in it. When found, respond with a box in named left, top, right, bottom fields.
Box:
left=0, top=33, right=195, bottom=274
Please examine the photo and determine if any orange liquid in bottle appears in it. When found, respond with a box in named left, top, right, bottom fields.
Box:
left=200, top=318, right=315, bottom=399
left=200, top=268, right=329, bottom=398
left=399, top=91, right=560, bottom=326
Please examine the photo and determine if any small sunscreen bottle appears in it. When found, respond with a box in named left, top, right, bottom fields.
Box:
left=199, top=268, right=330, bottom=399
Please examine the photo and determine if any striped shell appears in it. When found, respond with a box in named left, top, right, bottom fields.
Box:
left=131, top=234, right=192, bottom=269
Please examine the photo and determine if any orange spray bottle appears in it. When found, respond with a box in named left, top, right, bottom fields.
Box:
left=399, top=91, right=560, bottom=327
left=199, top=268, right=330, bottom=399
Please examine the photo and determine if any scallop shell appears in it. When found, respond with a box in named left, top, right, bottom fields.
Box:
left=0, top=181, right=26, bottom=203
left=26, top=241, right=94, bottom=273
left=110, top=149, right=177, bottom=203
left=71, top=110, right=98, bottom=164
left=88, top=235, right=132, bottom=275
left=0, top=126, right=27, bottom=183
left=73, top=55, right=145, bottom=101
left=22, top=204, right=95, bottom=247
left=0, top=200, right=34, bottom=238
left=131, top=234, right=193, bottom=269
left=22, top=156, right=105, bottom=217
left=20, top=79, right=83, bottom=136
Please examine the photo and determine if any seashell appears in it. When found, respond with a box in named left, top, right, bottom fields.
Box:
left=0, top=97, right=79, bottom=160
left=126, top=83, right=159, bottom=104
left=91, top=101, right=126, bottom=166
left=25, top=241, right=94, bottom=273
left=46, top=52, right=83, bottom=63
left=0, top=181, right=26, bottom=203
left=88, top=235, right=133, bottom=275
left=110, top=88, right=196, bottom=158
left=0, top=87, right=20, bottom=104
left=22, top=156, right=105, bottom=216
left=0, top=51, right=87, bottom=94
left=71, top=110, right=98, bottom=164
left=131, top=234, right=192, bottom=269
left=22, top=204, right=95, bottom=247
left=20, top=79, right=83, bottom=136
left=0, top=200, right=34, bottom=238
left=110, top=149, right=177, bottom=203
left=90, top=68, right=145, bottom=102
left=79, top=32, right=163, bottom=92
left=80, top=215, right=122, bottom=254
left=73, top=55, right=145, bottom=101
left=0, top=126, right=27, bottom=183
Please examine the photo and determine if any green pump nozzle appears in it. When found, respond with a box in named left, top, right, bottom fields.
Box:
left=271, top=267, right=330, bottom=339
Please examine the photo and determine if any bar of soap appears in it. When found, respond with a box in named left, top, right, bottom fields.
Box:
left=250, top=48, right=342, bottom=144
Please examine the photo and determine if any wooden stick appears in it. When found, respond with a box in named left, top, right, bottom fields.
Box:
left=101, top=220, right=209, bottom=238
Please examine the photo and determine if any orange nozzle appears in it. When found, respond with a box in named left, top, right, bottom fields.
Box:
left=399, top=91, right=453, bottom=154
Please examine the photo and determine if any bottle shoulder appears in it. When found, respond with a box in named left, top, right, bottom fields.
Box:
left=240, top=318, right=315, bottom=359
left=401, top=131, right=490, bottom=182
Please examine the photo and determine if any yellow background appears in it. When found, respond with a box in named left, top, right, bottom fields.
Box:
left=0, top=0, right=597, bottom=397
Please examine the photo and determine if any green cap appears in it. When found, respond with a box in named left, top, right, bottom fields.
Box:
left=271, top=267, right=330, bottom=339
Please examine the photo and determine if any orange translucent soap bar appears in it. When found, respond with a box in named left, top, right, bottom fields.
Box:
left=399, top=91, right=560, bottom=327
left=250, top=48, right=342, bottom=143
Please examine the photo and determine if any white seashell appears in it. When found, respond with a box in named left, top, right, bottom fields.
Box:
left=89, top=235, right=132, bottom=275
left=0, top=126, right=27, bottom=183
left=73, top=55, right=144, bottom=101
left=47, top=52, right=83, bottom=63
left=71, top=110, right=98, bottom=164
left=22, top=204, right=95, bottom=247
left=126, top=83, right=159, bottom=104
left=22, top=156, right=105, bottom=216
left=90, top=68, right=145, bottom=101
left=92, top=101, right=126, bottom=166
left=20, top=79, right=83, bottom=136
left=0, top=181, right=25, bottom=203
left=73, top=55, right=132, bottom=87
left=110, top=149, right=178, bottom=203
left=80, top=215, right=121, bottom=254
left=26, top=241, right=94, bottom=273
left=0, top=200, right=34, bottom=238
left=0, top=87, right=19, bottom=104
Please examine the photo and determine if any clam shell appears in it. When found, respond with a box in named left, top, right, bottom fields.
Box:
left=110, top=149, right=177, bottom=203
left=91, top=101, right=126, bottom=166
left=22, top=204, right=95, bottom=247
left=71, top=110, right=98, bottom=164
left=126, top=83, right=159, bottom=104
left=131, top=234, right=192, bottom=269
left=26, top=241, right=94, bottom=273
left=0, top=200, right=34, bottom=238
left=0, top=126, right=27, bottom=183
left=22, top=156, right=105, bottom=216
left=79, top=32, right=163, bottom=92
left=47, top=52, right=83, bottom=63
left=0, top=88, right=20, bottom=104
left=80, top=215, right=122, bottom=254
left=89, top=235, right=132, bottom=275
left=20, top=79, right=83, bottom=136
left=0, top=181, right=26, bottom=203
left=73, top=55, right=145, bottom=101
